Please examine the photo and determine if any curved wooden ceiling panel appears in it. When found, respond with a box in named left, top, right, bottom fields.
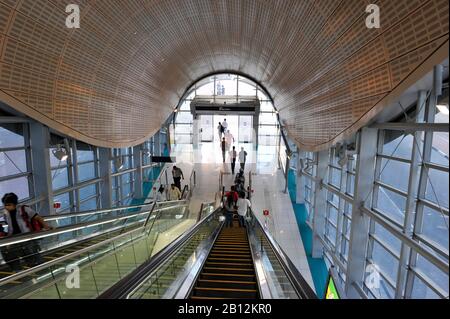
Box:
left=0, top=0, right=448, bottom=150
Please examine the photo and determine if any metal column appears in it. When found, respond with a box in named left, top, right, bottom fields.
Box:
left=345, top=127, right=378, bottom=298
left=98, top=147, right=112, bottom=209
left=133, top=145, right=143, bottom=199
left=29, top=123, right=54, bottom=215
left=311, top=149, right=329, bottom=258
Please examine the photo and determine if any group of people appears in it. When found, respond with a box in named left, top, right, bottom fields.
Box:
left=218, top=119, right=248, bottom=174
left=155, top=165, right=185, bottom=202
left=223, top=183, right=251, bottom=228
left=0, top=193, right=53, bottom=271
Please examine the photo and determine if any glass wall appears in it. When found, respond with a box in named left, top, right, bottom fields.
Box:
left=298, top=89, right=449, bottom=299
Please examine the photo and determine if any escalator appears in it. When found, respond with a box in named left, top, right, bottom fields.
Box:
left=0, top=200, right=192, bottom=298
left=100, top=207, right=317, bottom=299
left=190, top=219, right=258, bottom=299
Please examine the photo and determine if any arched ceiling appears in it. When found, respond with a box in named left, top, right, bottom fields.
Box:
left=0, top=0, right=448, bottom=151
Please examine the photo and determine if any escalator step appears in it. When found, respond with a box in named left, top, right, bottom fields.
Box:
left=197, top=279, right=257, bottom=290
left=202, top=267, right=254, bottom=275
left=205, top=261, right=253, bottom=268
left=193, top=287, right=258, bottom=299
left=208, top=257, right=252, bottom=262
left=200, top=273, right=256, bottom=282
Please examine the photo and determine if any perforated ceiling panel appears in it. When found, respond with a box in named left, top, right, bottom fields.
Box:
left=0, top=0, right=448, bottom=150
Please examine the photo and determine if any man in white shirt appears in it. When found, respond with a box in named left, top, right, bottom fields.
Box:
left=224, top=130, right=234, bottom=151
left=239, top=147, right=247, bottom=170
left=221, top=119, right=228, bottom=131
left=236, top=192, right=251, bottom=228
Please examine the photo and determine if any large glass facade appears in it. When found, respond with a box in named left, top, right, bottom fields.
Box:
left=297, top=89, right=449, bottom=299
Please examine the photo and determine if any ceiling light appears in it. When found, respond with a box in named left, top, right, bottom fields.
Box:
left=436, top=104, right=449, bottom=115
left=52, top=145, right=69, bottom=161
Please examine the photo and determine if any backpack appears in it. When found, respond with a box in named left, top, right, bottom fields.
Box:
left=20, top=206, right=43, bottom=232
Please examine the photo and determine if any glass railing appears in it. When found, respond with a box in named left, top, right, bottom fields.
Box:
left=127, top=211, right=222, bottom=299
left=197, top=202, right=216, bottom=222
left=0, top=201, right=191, bottom=299
left=247, top=209, right=317, bottom=299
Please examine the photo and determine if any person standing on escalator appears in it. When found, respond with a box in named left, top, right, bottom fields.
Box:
left=172, top=165, right=184, bottom=192
left=0, top=193, right=52, bottom=272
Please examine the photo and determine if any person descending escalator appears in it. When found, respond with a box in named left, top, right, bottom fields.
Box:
left=0, top=193, right=53, bottom=272
left=172, top=166, right=185, bottom=192
left=224, top=191, right=236, bottom=228
left=167, top=184, right=182, bottom=201
left=236, top=191, right=251, bottom=228
left=221, top=137, right=226, bottom=163
left=155, top=185, right=167, bottom=202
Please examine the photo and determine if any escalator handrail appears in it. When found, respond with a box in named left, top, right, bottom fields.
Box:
left=0, top=200, right=188, bottom=248
left=0, top=201, right=189, bottom=288
left=42, top=202, right=155, bottom=222
left=248, top=208, right=317, bottom=299
left=98, top=207, right=223, bottom=299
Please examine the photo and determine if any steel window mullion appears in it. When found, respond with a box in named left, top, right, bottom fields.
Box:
left=422, top=161, right=449, bottom=172
left=370, top=233, right=401, bottom=259
left=419, top=198, right=449, bottom=216
left=374, top=181, right=408, bottom=197
left=376, top=153, right=412, bottom=164
left=0, top=172, right=31, bottom=182
left=413, top=233, right=449, bottom=260
left=409, top=267, right=447, bottom=298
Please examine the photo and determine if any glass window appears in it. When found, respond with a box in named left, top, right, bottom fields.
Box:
left=174, top=124, right=192, bottom=134
left=0, top=150, right=27, bottom=174
left=430, top=132, right=449, bottom=166
left=259, top=112, right=277, bottom=125
left=347, top=174, right=355, bottom=196
left=374, top=186, right=406, bottom=225
left=371, top=241, right=399, bottom=282
left=420, top=205, right=449, bottom=251
left=76, top=143, right=94, bottom=162
left=238, top=79, right=256, bottom=96
left=51, top=167, right=69, bottom=190
left=328, top=205, right=338, bottom=225
left=379, top=158, right=410, bottom=192
left=373, top=223, right=402, bottom=256
left=329, top=167, right=341, bottom=187
left=381, top=131, right=413, bottom=160
left=196, top=81, right=214, bottom=95
left=424, top=168, right=449, bottom=208
left=415, top=254, right=449, bottom=293
left=0, top=176, right=30, bottom=200
left=326, top=223, right=337, bottom=246
left=0, top=124, right=25, bottom=148
left=79, top=197, right=97, bottom=211
left=215, top=74, right=237, bottom=96
left=175, top=111, right=193, bottom=124
left=79, top=184, right=97, bottom=201
left=410, top=274, right=441, bottom=299
left=78, top=162, right=96, bottom=182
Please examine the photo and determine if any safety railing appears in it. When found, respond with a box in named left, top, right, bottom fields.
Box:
left=0, top=201, right=187, bottom=284
left=98, top=207, right=224, bottom=299
left=0, top=201, right=191, bottom=299
left=247, top=208, right=316, bottom=299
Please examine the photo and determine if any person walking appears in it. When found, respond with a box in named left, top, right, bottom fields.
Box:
left=239, top=147, right=247, bottom=170
left=155, top=185, right=167, bottom=202
left=222, top=119, right=228, bottom=132
left=224, top=192, right=236, bottom=228
left=217, top=122, right=223, bottom=140
left=172, top=165, right=184, bottom=191
left=224, top=130, right=234, bottom=151
left=236, top=191, right=251, bottom=228
left=221, top=137, right=226, bottom=163
left=229, top=146, right=237, bottom=174
left=167, top=184, right=182, bottom=201
left=0, top=193, right=52, bottom=271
